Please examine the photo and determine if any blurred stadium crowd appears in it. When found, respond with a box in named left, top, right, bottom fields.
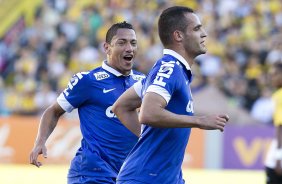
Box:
left=0, top=0, right=282, bottom=124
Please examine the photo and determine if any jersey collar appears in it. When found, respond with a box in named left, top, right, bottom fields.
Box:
left=163, top=49, right=191, bottom=71
left=102, top=60, right=133, bottom=76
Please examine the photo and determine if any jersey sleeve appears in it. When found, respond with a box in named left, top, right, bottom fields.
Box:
left=57, top=72, right=90, bottom=112
left=145, top=61, right=182, bottom=104
left=133, top=79, right=144, bottom=98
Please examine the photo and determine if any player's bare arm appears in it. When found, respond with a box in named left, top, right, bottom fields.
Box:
left=139, top=92, right=229, bottom=131
left=112, top=86, right=142, bottom=137
left=29, top=102, right=65, bottom=167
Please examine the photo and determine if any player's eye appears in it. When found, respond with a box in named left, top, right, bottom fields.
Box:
left=117, top=41, right=125, bottom=46
left=194, top=25, right=201, bottom=31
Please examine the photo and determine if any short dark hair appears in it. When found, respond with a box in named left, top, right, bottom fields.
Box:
left=105, top=21, right=134, bottom=43
left=158, top=6, right=194, bottom=47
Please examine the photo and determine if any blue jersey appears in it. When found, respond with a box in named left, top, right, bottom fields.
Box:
left=57, top=61, right=145, bottom=178
left=117, top=49, right=194, bottom=184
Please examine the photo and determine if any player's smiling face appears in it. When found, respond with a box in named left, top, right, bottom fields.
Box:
left=105, top=28, right=137, bottom=75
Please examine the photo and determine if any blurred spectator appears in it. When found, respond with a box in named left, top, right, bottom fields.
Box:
left=266, top=34, right=282, bottom=65
left=196, top=54, right=222, bottom=78
left=46, top=49, right=66, bottom=90
left=34, top=83, right=57, bottom=114
left=0, top=0, right=282, bottom=124
left=250, top=87, right=274, bottom=124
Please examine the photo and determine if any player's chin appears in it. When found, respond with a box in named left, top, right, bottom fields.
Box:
left=196, top=50, right=206, bottom=56
left=122, top=62, right=133, bottom=71
left=199, top=47, right=207, bottom=54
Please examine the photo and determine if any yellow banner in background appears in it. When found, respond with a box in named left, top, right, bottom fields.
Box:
left=0, top=0, right=42, bottom=37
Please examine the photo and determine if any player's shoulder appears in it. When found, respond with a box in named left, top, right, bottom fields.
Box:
left=152, top=55, right=182, bottom=73
left=132, top=70, right=145, bottom=76
left=70, top=71, right=91, bottom=84
left=70, top=67, right=106, bottom=84
left=155, top=55, right=179, bottom=66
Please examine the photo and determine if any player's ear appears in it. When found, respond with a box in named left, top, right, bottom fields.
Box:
left=173, top=30, right=183, bottom=42
left=104, top=42, right=111, bottom=55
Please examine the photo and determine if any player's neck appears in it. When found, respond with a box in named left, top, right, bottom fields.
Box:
left=179, top=49, right=197, bottom=67
left=166, top=47, right=194, bottom=67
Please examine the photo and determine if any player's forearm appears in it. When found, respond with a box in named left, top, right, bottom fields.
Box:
left=113, top=109, right=141, bottom=137
left=140, top=106, right=227, bottom=131
left=116, top=110, right=141, bottom=136
left=113, top=87, right=142, bottom=136
left=35, top=105, right=62, bottom=145
left=139, top=106, right=199, bottom=128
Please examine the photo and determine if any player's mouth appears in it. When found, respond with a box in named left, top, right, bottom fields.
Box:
left=200, top=41, right=206, bottom=47
left=123, top=54, right=134, bottom=63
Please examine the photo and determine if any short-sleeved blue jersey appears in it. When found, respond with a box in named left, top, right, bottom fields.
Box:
left=57, top=61, right=145, bottom=178
left=117, top=49, right=194, bottom=184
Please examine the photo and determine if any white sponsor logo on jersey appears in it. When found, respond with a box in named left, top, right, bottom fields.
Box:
left=94, top=71, right=110, bottom=80
left=153, top=61, right=175, bottom=87
left=132, top=75, right=145, bottom=81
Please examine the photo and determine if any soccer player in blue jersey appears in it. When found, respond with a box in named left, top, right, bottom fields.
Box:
left=112, top=6, right=229, bottom=184
left=29, top=21, right=145, bottom=184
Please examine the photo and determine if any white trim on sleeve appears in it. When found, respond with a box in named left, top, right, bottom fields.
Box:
left=57, top=93, right=74, bottom=113
left=133, top=80, right=142, bottom=98
left=146, top=85, right=171, bottom=104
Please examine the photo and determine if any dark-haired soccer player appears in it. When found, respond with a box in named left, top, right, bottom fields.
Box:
left=113, top=6, right=229, bottom=184
left=30, top=21, right=145, bottom=184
